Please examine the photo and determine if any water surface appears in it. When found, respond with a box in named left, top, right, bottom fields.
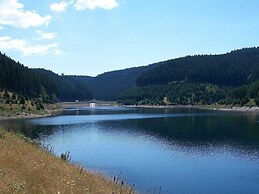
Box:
left=1, top=106, right=259, bottom=193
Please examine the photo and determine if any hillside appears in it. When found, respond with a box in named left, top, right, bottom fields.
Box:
left=0, top=52, right=92, bottom=102
left=33, top=69, right=92, bottom=102
left=69, top=64, right=158, bottom=100
left=0, top=128, right=133, bottom=193
left=2, top=47, right=259, bottom=105
left=137, top=47, right=259, bottom=87
left=119, top=47, right=259, bottom=106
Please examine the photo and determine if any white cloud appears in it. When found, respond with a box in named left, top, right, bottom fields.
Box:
left=36, top=30, right=57, bottom=40
left=50, top=1, right=68, bottom=12
left=0, top=0, right=51, bottom=28
left=74, top=0, right=118, bottom=10
left=0, top=36, right=62, bottom=56
left=54, top=49, right=64, bottom=56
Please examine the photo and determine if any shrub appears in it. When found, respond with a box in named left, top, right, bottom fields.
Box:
left=0, top=129, right=5, bottom=139
left=60, top=152, right=71, bottom=162
left=12, top=93, right=16, bottom=100
left=20, top=97, right=25, bottom=105
left=36, top=102, right=44, bottom=110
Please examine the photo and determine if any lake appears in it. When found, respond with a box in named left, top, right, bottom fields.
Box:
left=1, top=106, right=259, bottom=193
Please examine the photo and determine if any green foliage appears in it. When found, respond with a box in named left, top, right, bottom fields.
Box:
left=35, top=99, right=44, bottom=110
left=12, top=93, right=16, bottom=100
left=0, top=129, right=5, bottom=139
left=34, top=69, right=92, bottom=101
left=119, top=83, right=225, bottom=105
left=3, top=90, right=10, bottom=99
left=255, top=96, right=259, bottom=106
left=19, top=96, right=25, bottom=105
left=224, top=80, right=259, bottom=106
left=68, top=64, right=159, bottom=101
left=137, top=48, right=259, bottom=87
left=0, top=52, right=92, bottom=102
left=118, top=48, right=259, bottom=107
left=67, top=47, right=259, bottom=102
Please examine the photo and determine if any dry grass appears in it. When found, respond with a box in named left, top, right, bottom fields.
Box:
left=0, top=128, right=136, bottom=194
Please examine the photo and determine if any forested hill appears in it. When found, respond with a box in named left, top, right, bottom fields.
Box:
left=33, top=69, right=92, bottom=101
left=2, top=47, right=259, bottom=105
left=119, top=47, right=259, bottom=106
left=0, top=52, right=92, bottom=102
left=68, top=64, right=158, bottom=100
left=137, top=47, right=259, bottom=87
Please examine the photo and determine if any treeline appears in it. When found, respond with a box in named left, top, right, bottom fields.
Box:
left=2, top=46, right=259, bottom=106
left=223, top=80, right=259, bottom=106
left=118, top=81, right=259, bottom=106
left=68, top=64, right=158, bottom=100
left=137, top=47, right=259, bottom=87
left=0, top=52, right=92, bottom=103
left=118, top=83, right=225, bottom=105
left=33, top=69, right=92, bottom=102
left=119, top=47, right=259, bottom=106
left=0, top=90, right=45, bottom=111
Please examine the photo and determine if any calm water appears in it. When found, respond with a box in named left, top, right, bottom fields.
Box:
left=1, top=106, right=259, bottom=193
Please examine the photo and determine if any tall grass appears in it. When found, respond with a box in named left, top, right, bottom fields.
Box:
left=0, top=128, right=5, bottom=139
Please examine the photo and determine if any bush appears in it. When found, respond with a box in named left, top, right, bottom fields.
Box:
left=12, top=93, right=16, bottom=100
left=3, top=90, right=10, bottom=99
left=0, top=129, right=5, bottom=139
left=20, top=97, right=25, bottom=105
left=36, top=102, right=44, bottom=110
left=60, top=152, right=71, bottom=162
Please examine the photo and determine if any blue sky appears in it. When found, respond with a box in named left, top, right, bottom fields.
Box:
left=0, top=0, right=259, bottom=76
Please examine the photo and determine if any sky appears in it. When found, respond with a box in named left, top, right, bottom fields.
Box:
left=0, top=0, right=259, bottom=76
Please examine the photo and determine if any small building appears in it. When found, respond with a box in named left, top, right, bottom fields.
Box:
left=90, top=102, right=96, bottom=107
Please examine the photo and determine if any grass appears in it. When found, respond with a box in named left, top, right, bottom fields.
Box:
left=0, top=128, right=136, bottom=194
left=0, top=101, right=62, bottom=119
left=0, top=91, right=63, bottom=119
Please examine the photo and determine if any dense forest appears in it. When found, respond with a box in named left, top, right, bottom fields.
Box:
left=68, top=64, right=158, bottom=100
left=1, top=47, right=259, bottom=107
left=33, top=69, right=92, bottom=102
left=0, top=52, right=92, bottom=103
left=118, top=83, right=225, bottom=105
left=137, top=48, right=259, bottom=87
left=119, top=47, right=259, bottom=106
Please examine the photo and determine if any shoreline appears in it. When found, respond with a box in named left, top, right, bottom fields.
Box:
left=0, top=104, right=135, bottom=193
left=0, top=128, right=133, bottom=193
left=124, top=104, right=259, bottom=112
left=61, top=101, right=117, bottom=108
left=0, top=106, right=63, bottom=121
left=1, top=102, right=259, bottom=121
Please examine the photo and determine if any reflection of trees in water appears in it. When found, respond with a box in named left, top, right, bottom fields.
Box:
left=1, top=108, right=259, bottom=149
left=0, top=120, right=57, bottom=139
left=102, top=113, right=259, bottom=147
